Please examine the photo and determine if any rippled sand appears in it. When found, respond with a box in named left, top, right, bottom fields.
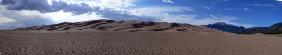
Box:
left=0, top=31, right=282, bottom=55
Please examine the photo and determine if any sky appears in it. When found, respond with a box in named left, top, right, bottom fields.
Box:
left=0, top=0, right=282, bottom=29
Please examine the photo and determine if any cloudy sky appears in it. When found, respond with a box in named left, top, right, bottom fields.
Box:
left=0, top=0, right=282, bottom=29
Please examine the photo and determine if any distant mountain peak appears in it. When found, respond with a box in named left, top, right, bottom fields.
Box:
left=207, top=22, right=248, bottom=34
left=213, top=22, right=232, bottom=26
left=271, top=22, right=282, bottom=28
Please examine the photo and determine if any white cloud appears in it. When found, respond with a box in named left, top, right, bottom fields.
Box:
left=277, top=0, right=282, bottom=2
left=162, top=0, right=174, bottom=3
left=0, top=4, right=107, bottom=29
left=1, top=5, right=106, bottom=23
left=128, top=6, right=254, bottom=27
left=0, top=0, right=136, bottom=29
left=128, top=6, right=192, bottom=17
left=46, top=11, right=106, bottom=23
left=160, top=14, right=232, bottom=25
left=223, top=8, right=252, bottom=11
left=0, top=16, right=16, bottom=24
left=244, top=8, right=251, bottom=11
left=0, top=5, right=54, bottom=29
left=250, top=4, right=275, bottom=7
left=0, top=6, right=16, bottom=24
left=203, top=6, right=212, bottom=10
left=48, top=0, right=135, bottom=11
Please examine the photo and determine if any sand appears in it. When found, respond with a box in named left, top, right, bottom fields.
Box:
left=0, top=31, right=282, bottom=55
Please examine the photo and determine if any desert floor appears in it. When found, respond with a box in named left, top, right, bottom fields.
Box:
left=0, top=31, right=282, bottom=55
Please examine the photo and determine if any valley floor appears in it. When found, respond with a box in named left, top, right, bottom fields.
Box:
left=0, top=31, right=282, bottom=55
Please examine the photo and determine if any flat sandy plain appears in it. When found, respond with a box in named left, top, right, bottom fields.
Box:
left=0, top=31, right=282, bottom=55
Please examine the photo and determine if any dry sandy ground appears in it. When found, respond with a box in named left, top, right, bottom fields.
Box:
left=0, top=31, right=282, bottom=55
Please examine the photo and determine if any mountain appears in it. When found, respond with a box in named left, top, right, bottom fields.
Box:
left=206, top=22, right=282, bottom=34
left=15, top=19, right=222, bottom=33
left=251, top=22, right=282, bottom=34
left=207, top=22, right=249, bottom=34
left=243, top=22, right=282, bottom=34
left=247, top=27, right=272, bottom=34
left=238, top=22, right=282, bottom=34
left=270, top=22, right=282, bottom=33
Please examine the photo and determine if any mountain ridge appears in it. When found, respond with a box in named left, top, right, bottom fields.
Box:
left=207, top=22, right=249, bottom=34
left=208, top=22, right=282, bottom=34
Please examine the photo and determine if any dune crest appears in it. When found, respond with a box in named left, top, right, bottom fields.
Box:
left=15, top=19, right=223, bottom=33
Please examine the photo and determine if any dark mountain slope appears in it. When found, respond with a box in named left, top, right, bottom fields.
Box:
left=206, top=22, right=282, bottom=34
left=207, top=22, right=249, bottom=34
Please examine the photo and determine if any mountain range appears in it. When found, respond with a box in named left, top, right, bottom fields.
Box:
left=207, top=22, right=249, bottom=34
left=207, top=22, right=282, bottom=34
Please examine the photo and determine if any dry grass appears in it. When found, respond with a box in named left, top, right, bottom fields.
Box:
left=0, top=31, right=282, bottom=55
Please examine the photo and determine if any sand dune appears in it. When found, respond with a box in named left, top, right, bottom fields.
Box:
left=15, top=19, right=221, bottom=33
left=0, top=31, right=281, bottom=55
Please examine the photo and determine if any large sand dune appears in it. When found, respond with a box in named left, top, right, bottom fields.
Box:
left=0, top=31, right=282, bottom=55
